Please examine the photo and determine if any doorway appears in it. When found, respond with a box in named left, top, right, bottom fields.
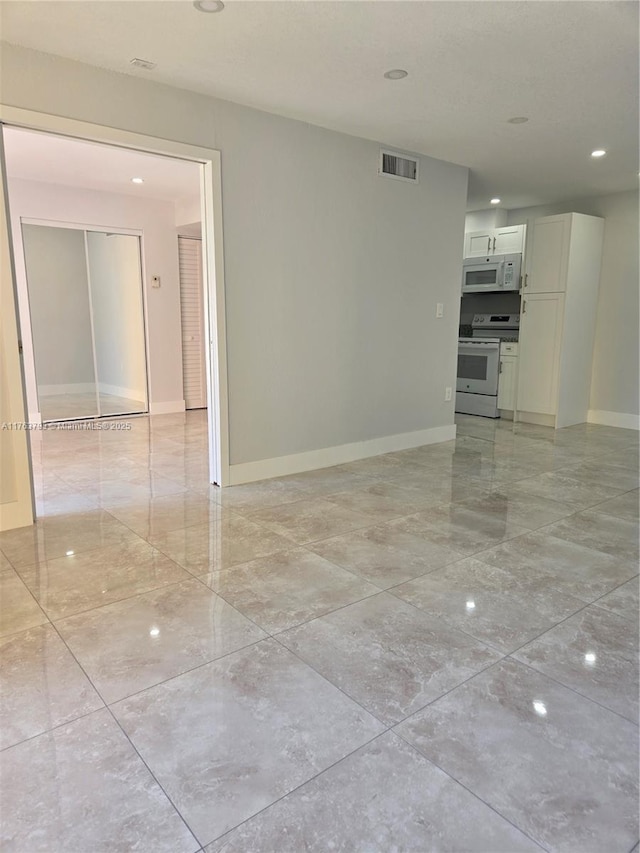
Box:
left=0, top=107, right=229, bottom=532
left=22, top=222, right=148, bottom=423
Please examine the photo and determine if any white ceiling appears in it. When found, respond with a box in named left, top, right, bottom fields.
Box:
left=1, top=0, right=638, bottom=210
left=3, top=127, right=201, bottom=203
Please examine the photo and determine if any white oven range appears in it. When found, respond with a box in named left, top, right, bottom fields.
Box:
left=456, top=313, right=519, bottom=418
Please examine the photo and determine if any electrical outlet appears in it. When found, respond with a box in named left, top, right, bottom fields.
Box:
left=445, top=386, right=452, bottom=402
left=436, top=302, right=444, bottom=318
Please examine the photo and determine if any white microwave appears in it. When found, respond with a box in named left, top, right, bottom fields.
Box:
left=461, top=253, right=522, bottom=294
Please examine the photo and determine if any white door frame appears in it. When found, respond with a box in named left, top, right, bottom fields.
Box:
left=0, top=105, right=229, bottom=488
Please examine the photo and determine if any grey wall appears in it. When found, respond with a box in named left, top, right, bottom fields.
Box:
left=21, top=223, right=95, bottom=390
left=507, top=190, right=639, bottom=418
left=2, top=44, right=469, bottom=465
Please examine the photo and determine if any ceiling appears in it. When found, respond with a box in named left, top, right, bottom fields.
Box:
left=3, top=127, right=201, bottom=203
left=1, top=1, right=638, bottom=211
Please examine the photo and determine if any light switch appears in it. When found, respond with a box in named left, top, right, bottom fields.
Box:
left=436, top=303, right=444, bottom=318
left=151, top=275, right=161, bottom=288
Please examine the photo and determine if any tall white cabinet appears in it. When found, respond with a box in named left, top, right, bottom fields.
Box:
left=516, top=213, right=604, bottom=428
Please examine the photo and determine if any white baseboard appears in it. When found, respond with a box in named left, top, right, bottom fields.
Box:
left=149, top=400, right=186, bottom=415
left=228, top=424, right=457, bottom=486
left=588, top=409, right=640, bottom=430
left=516, top=411, right=556, bottom=428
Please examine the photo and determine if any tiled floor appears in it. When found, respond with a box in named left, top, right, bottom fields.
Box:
left=0, top=410, right=638, bottom=852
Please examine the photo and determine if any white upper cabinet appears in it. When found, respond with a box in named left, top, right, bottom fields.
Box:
left=522, top=215, right=570, bottom=293
left=464, top=230, right=494, bottom=258
left=464, top=224, right=526, bottom=258
left=493, top=225, right=526, bottom=255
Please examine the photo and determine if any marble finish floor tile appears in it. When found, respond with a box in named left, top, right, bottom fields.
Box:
left=279, top=466, right=379, bottom=496
left=477, top=531, right=638, bottom=602
left=279, top=592, right=501, bottom=724
left=339, top=452, right=432, bottom=478
left=92, top=471, right=188, bottom=505
left=594, top=488, right=639, bottom=522
left=309, top=524, right=463, bottom=588
left=458, top=488, right=578, bottom=530
left=392, top=557, right=586, bottom=654
left=112, top=639, right=384, bottom=846
left=0, top=509, right=139, bottom=568
left=0, top=709, right=199, bottom=852
left=106, top=492, right=232, bottom=538
left=506, top=470, right=625, bottom=510
left=5, top=412, right=637, bottom=852
left=0, top=623, right=103, bottom=749
left=149, top=514, right=296, bottom=574
left=247, top=498, right=376, bottom=545
left=204, top=548, right=377, bottom=633
left=396, top=659, right=639, bottom=852
left=557, top=458, right=640, bottom=492
left=383, top=468, right=489, bottom=505
left=387, top=504, right=529, bottom=556
left=206, top=732, right=541, bottom=853
left=594, top=577, right=640, bottom=622
left=57, top=580, right=267, bottom=703
left=322, top=480, right=433, bottom=522
left=513, top=605, right=639, bottom=722
left=544, top=508, right=640, bottom=564
left=0, top=570, right=48, bottom=637
left=17, top=539, right=191, bottom=620
left=210, top=478, right=308, bottom=513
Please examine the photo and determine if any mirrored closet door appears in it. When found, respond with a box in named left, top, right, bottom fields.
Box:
left=21, top=222, right=148, bottom=423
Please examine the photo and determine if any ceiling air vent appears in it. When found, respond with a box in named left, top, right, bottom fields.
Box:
left=130, top=58, right=157, bottom=71
left=379, top=149, right=419, bottom=183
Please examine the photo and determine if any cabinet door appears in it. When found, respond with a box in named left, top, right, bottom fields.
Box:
left=494, top=225, right=525, bottom=255
left=523, top=215, right=570, bottom=293
left=497, top=357, right=517, bottom=410
left=464, top=230, right=493, bottom=258
left=517, top=293, right=564, bottom=415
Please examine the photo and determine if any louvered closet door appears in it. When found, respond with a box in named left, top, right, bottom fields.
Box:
left=178, top=237, right=207, bottom=409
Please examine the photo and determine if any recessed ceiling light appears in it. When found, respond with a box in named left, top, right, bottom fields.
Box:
left=507, top=116, right=529, bottom=124
left=193, top=0, right=224, bottom=11
left=591, top=149, right=606, bottom=158
left=490, top=198, right=501, bottom=205
left=131, top=177, right=144, bottom=184
left=384, top=69, right=408, bottom=80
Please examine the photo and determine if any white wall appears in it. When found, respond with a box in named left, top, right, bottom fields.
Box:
left=86, top=231, right=147, bottom=401
left=2, top=44, right=469, bottom=469
left=20, top=223, right=95, bottom=392
left=464, top=208, right=508, bottom=233
left=507, top=190, right=639, bottom=422
left=7, top=176, right=184, bottom=419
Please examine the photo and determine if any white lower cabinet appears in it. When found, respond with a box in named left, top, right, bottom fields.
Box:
left=517, top=292, right=564, bottom=416
left=497, top=343, right=518, bottom=411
